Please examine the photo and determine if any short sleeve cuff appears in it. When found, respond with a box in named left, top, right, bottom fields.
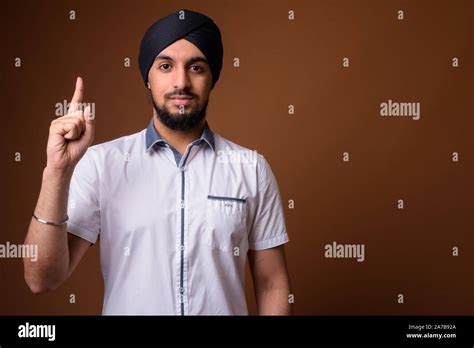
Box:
left=249, top=232, right=289, bottom=250
left=67, top=222, right=99, bottom=244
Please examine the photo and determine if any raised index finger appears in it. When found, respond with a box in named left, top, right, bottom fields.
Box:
left=67, top=77, right=84, bottom=114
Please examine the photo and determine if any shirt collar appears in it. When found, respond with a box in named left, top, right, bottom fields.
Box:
left=145, top=117, right=215, bottom=152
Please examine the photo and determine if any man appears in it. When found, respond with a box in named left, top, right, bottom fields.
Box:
left=23, top=9, right=292, bottom=315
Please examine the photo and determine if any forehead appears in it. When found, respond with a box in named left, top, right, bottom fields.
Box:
left=156, top=39, right=206, bottom=61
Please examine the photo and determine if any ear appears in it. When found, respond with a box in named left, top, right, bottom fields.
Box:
left=147, top=82, right=151, bottom=89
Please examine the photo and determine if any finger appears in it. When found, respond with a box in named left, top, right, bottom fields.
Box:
left=67, top=77, right=84, bottom=114
left=52, top=114, right=85, bottom=132
left=64, top=127, right=80, bottom=140
left=52, top=120, right=85, bottom=140
left=63, top=121, right=84, bottom=140
left=51, top=121, right=80, bottom=140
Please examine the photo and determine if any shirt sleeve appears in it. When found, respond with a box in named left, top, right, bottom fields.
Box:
left=248, top=156, right=289, bottom=250
left=66, top=148, right=101, bottom=244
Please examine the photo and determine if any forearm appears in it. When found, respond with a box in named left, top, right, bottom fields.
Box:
left=255, top=278, right=293, bottom=315
left=24, top=167, right=73, bottom=293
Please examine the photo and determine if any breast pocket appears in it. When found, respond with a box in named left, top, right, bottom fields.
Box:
left=205, top=195, right=247, bottom=252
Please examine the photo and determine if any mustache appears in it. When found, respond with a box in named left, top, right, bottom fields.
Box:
left=165, top=90, right=196, bottom=99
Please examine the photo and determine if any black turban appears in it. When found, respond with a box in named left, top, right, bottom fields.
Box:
left=138, top=9, right=224, bottom=89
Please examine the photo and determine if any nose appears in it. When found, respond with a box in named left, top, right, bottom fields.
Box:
left=173, top=65, right=191, bottom=90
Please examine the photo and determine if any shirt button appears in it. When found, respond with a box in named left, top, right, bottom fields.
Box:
left=179, top=287, right=185, bottom=294
left=180, top=165, right=187, bottom=172
left=180, top=245, right=185, bottom=251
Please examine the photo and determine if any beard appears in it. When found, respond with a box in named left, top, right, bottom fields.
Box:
left=150, top=91, right=208, bottom=131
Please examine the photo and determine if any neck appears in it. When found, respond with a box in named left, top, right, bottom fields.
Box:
left=152, top=112, right=206, bottom=156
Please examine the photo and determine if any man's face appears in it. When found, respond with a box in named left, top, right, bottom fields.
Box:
left=147, top=39, right=213, bottom=131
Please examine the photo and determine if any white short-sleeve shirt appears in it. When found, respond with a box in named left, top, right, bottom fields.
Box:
left=67, top=118, right=289, bottom=315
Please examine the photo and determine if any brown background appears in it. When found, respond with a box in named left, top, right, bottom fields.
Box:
left=1, top=0, right=472, bottom=315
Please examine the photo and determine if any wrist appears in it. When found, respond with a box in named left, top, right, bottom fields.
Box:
left=43, top=165, right=74, bottom=180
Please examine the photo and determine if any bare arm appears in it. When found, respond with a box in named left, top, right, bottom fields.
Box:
left=23, top=77, right=95, bottom=293
left=248, top=244, right=293, bottom=315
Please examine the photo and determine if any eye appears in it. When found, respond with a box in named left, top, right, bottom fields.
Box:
left=190, top=65, right=204, bottom=72
left=159, top=63, right=171, bottom=71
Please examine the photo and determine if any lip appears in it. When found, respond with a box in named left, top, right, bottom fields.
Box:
left=170, top=96, right=194, bottom=106
left=170, top=95, right=193, bottom=99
